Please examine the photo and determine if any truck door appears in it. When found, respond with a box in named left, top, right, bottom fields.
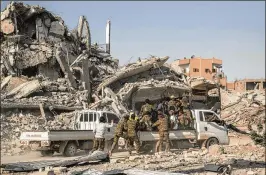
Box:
left=196, top=110, right=207, bottom=140
left=198, top=110, right=229, bottom=145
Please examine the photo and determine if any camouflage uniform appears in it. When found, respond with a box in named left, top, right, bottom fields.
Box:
left=91, top=138, right=105, bottom=152
left=127, top=119, right=140, bottom=154
left=152, top=115, right=170, bottom=152
left=110, top=118, right=128, bottom=153
left=182, top=97, right=191, bottom=119
left=140, top=103, right=153, bottom=116
left=175, top=100, right=182, bottom=113
left=178, top=112, right=192, bottom=129
left=140, top=114, right=152, bottom=131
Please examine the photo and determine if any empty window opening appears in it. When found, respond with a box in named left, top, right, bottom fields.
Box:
left=246, top=82, right=260, bottom=90
left=21, top=66, right=38, bottom=77
left=193, top=68, right=199, bottom=72
left=205, top=69, right=210, bottom=73
left=212, top=69, right=216, bottom=73
left=31, top=32, right=36, bottom=39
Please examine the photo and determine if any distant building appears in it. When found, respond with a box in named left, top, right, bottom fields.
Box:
left=227, top=79, right=266, bottom=92
left=171, top=56, right=227, bottom=87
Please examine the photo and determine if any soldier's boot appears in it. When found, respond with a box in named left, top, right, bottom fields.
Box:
left=135, top=144, right=141, bottom=155
left=109, top=142, right=116, bottom=156
left=165, top=142, right=170, bottom=152
left=155, top=141, right=160, bottom=153
left=158, top=142, right=163, bottom=152
left=125, top=139, right=129, bottom=150
left=128, top=147, right=132, bottom=155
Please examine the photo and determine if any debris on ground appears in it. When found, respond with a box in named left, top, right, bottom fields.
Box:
left=0, top=2, right=265, bottom=175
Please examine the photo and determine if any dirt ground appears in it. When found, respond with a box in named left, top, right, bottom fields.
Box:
left=1, top=134, right=265, bottom=175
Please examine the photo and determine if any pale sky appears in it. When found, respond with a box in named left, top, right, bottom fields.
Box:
left=1, top=1, right=265, bottom=81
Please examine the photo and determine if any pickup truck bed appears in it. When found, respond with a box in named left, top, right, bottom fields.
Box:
left=139, top=129, right=197, bottom=141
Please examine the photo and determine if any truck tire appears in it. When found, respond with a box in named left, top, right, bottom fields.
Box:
left=41, top=150, right=54, bottom=157
left=141, top=141, right=157, bottom=153
left=206, top=138, right=219, bottom=149
left=63, top=142, right=77, bottom=157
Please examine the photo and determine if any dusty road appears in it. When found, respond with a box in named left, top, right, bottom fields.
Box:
left=1, top=134, right=265, bottom=175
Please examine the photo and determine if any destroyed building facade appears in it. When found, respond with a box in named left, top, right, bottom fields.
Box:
left=1, top=2, right=119, bottom=112
left=227, top=78, right=266, bottom=92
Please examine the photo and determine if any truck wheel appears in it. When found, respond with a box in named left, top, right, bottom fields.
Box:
left=206, top=138, right=219, bottom=148
left=141, top=142, right=153, bottom=153
left=41, top=150, right=54, bottom=157
left=63, top=142, right=77, bottom=157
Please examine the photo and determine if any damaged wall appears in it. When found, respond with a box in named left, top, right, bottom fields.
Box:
left=1, top=2, right=118, bottom=112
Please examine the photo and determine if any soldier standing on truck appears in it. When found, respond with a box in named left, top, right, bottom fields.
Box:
left=140, top=99, right=154, bottom=117
left=90, top=116, right=112, bottom=154
left=127, top=114, right=141, bottom=155
left=109, top=114, right=129, bottom=156
left=175, top=98, right=182, bottom=113
left=152, top=110, right=170, bottom=152
left=178, top=110, right=192, bottom=129
left=140, top=111, right=152, bottom=131
left=181, top=96, right=191, bottom=119
left=168, top=95, right=177, bottom=112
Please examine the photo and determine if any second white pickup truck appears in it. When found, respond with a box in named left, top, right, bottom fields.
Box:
left=20, top=110, right=120, bottom=157
left=118, top=109, right=229, bottom=152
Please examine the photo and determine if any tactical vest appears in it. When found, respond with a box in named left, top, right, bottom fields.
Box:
left=159, top=117, right=169, bottom=132
left=143, top=104, right=153, bottom=113
left=127, top=120, right=137, bottom=137
left=115, top=120, right=126, bottom=135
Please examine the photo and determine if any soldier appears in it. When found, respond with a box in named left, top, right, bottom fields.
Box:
left=152, top=110, right=170, bottom=152
left=140, top=111, right=152, bottom=131
left=140, top=99, right=154, bottom=117
left=178, top=110, right=191, bottom=129
left=109, top=114, right=129, bottom=156
left=168, top=95, right=177, bottom=112
left=175, top=98, right=182, bottom=113
left=127, top=114, right=141, bottom=155
left=130, top=111, right=139, bottom=121
left=181, top=96, right=191, bottom=120
left=90, top=116, right=112, bottom=153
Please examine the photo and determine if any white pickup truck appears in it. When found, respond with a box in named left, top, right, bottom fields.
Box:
left=118, top=109, right=229, bottom=152
left=20, top=110, right=120, bottom=157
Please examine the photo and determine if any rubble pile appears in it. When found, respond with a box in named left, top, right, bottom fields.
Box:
left=221, top=89, right=265, bottom=146
left=0, top=110, right=76, bottom=156
left=1, top=2, right=118, bottom=111
left=90, top=56, right=190, bottom=114
left=221, top=90, right=265, bottom=128
left=68, top=145, right=265, bottom=174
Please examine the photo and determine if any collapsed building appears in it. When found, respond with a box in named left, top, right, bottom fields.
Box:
left=1, top=2, right=118, bottom=113
left=0, top=2, right=225, bottom=156
left=0, top=2, right=199, bottom=117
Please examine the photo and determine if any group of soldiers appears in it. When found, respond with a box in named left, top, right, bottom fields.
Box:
left=108, top=95, right=193, bottom=155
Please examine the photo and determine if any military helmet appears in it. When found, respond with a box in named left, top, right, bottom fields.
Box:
left=123, top=114, right=130, bottom=119
left=145, top=99, right=150, bottom=104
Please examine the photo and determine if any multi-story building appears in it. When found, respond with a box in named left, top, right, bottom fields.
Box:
left=227, top=78, right=266, bottom=92
left=171, top=56, right=227, bottom=87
